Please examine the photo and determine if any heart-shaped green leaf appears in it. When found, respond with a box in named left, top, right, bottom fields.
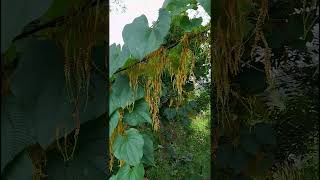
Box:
left=11, top=39, right=106, bottom=148
left=124, top=100, right=152, bottom=126
left=122, top=8, right=171, bottom=60
left=113, top=128, right=144, bottom=166
left=116, top=163, right=145, bottom=180
left=179, top=16, right=203, bottom=32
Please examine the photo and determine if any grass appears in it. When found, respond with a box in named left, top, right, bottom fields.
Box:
left=146, top=109, right=211, bottom=180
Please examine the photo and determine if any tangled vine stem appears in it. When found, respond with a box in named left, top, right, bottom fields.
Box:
left=114, top=30, right=208, bottom=75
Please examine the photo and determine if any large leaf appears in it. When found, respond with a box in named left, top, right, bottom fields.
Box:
left=112, top=128, right=144, bottom=166
left=11, top=39, right=106, bottom=148
left=117, top=164, right=145, bottom=180
left=109, top=75, right=144, bottom=115
left=1, top=150, right=33, bottom=180
left=109, top=175, right=118, bottom=180
left=1, top=96, right=35, bottom=174
left=123, top=100, right=152, bottom=126
left=141, top=134, right=155, bottom=166
left=109, top=44, right=130, bottom=78
left=178, top=16, right=203, bottom=32
left=1, top=0, right=53, bottom=53
left=115, top=163, right=144, bottom=180
left=45, top=116, right=108, bottom=179
left=122, top=8, right=171, bottom=60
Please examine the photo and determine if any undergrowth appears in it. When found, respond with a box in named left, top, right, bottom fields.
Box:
left=146, top=108, right=210, bottom=180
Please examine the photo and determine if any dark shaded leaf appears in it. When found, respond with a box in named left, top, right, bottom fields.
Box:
left=1, top=0, right=53, bottom=53
left=1, top=150, right=33, bottom=180
left=45, top=116, right=108, bottom=179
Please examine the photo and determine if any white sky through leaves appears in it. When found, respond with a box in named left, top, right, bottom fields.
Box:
left=110, top=0, right=210, bottom=45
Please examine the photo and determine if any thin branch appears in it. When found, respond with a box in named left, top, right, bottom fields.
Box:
left=113, top=31, right=207, bottom=75
left=113, top=40, right=180, bottom=74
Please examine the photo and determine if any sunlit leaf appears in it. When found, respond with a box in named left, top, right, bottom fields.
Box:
left=122, top=8, right=171, bottom=60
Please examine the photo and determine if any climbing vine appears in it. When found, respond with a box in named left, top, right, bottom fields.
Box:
left=1, top=0, right=318, bottom=179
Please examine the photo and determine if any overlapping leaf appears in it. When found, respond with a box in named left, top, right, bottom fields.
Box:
left=124, top=100, right=152, bottom=126
left=122, top=8, right=171, bottom=60
left=112, top=163, right=145, bottom=180
left=1, top=0, right=53, bottom=53
left=178, top=16, right=203, bottom=32
left=109, top=75, right=144, bottom=115
left=11, top=39, right=106, bottom=148
left=112, top=128, right=144, bottom=166
left=109, top=44, right=130, bottom=78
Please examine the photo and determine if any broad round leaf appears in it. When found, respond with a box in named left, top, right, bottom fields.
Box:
left=178, top=16, right=203, bottom=32
left=117, top=164, right=145, bottom=180
left=11, top=39, right=106, bottom=148
left=122, top=8, right=171, bottom=60
left=113, top=128, right=144, bottom=166
left=124, top=100, right=152, bottom=126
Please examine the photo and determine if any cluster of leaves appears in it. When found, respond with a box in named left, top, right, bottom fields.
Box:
left=108, top=0, right=211, bottom=179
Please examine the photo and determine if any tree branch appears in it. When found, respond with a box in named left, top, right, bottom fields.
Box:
left=113, top=30, right=209, bottom=75
left=113, top=40, right=181, bottom=74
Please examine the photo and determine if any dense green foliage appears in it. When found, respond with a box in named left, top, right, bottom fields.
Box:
left=1, top=0, right=319, bottom=179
